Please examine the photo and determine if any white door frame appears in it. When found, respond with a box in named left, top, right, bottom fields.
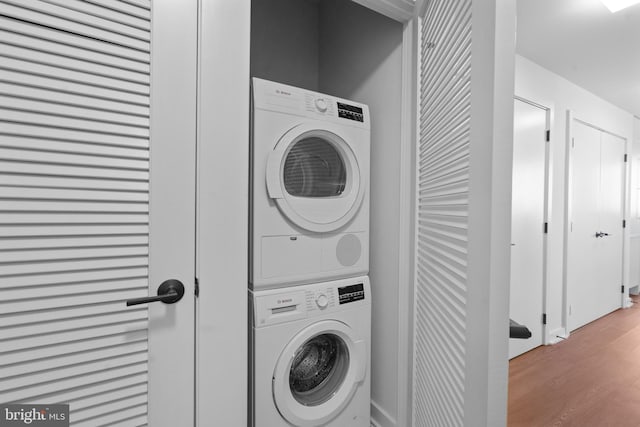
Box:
left=563, top=110, right=630, bottom=337
left=512, top=95, right=553, bottom=346
left=195, top=1, right=250, bottom=426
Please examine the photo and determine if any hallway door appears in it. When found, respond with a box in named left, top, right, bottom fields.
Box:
left=567, top=120, right=625, bottom=331
left=0, top=1, right=197, bottom=425
left=509, top=98, right=547, bottom=358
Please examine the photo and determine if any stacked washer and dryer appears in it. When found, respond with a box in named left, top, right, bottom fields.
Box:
left=249, top=78, right=372, bottom=427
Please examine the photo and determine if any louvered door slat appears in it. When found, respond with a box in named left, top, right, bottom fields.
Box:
left=0, top=147, right=148, bottom=169
left=72, top=393, right=147, bottom=424
left=0, top=124, right=148, bottom=150
left=0, top=161, right=149, bottom=181
left=0, top=96, right=149, bottom=128
left=0, top=52, right=149, bottom=94
left=0, top=69, right=148, bottom=106
left=0, top=0, right=151, bottom=422
left=414, top=0, right=472, bottom=426
left=38, top=374, right=147, bottom=406
left=116, top=0, right=150, bottom=11
left=0, top=16, right=147, bottom=63
left=0, top=224, right=148, bottom=238
left=0, top=266, right=147, bottom=296
left=0, top=307, right=147, bottom=340
left=0, top=340, right=148, bottom=378
left=0, top=175, right=148, bottom=193
left=0, top=109, right=149, bottom=137
left=0, top=83, right=149, bottom=116
left=0, top=1, right=149, bottom=49
left=83, top=0, right=150, bottom=20
left=71, top=403, right=146, bottom=427
left=2, top=320, right=148, bottom=356
left=0, top=201, right=148, bottom=213
left=0, top=331, right=147, bottom=366
left=69, top=382, right=147, bottom=412
left=1, top=286, right=147, bottom=314
left=0, top=235, right=148, bottom=250
left=0, top=187, right=147, bottom=202
left=42, top=0, right=150, bottom=31
left=0, top=363, right=147, bottom=404
left=0, top=245, right=147, bottom=264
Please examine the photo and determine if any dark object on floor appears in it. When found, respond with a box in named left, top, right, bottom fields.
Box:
left=509, top=319, right=532, bottom=339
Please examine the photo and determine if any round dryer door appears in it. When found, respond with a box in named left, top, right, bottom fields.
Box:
left=266, top=123, right=365, bottom=233
left=272, top=320, right=367, bottom=426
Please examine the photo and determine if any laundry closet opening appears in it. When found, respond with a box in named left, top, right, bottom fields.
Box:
left=250, top=0, right=405, bottom=423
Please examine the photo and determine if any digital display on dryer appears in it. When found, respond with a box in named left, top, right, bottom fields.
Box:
left=337, top=102, right=364, bottom=122
left=338, top=283, right=365, bottom=304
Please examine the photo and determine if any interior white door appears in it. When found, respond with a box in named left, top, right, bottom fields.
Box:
left=0, top=1, right=196, bottom=425
left=509, top=98, right=546, bottom=359
left=597, top=131, right=625, bottom=311
left=568, top=121, right=624, bottom=331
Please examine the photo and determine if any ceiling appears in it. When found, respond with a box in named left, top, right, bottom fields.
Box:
left=516, top=0, right=640, bottom=117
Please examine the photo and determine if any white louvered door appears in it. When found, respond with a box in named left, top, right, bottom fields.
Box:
left=414, top=1, right=471, bottom=426
left=0, top=1, right=197, bottom=426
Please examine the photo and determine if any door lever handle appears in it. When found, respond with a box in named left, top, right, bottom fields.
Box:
left=595, top=231, right=610, bottom=238
left=126, top=279, right=185, bottom=306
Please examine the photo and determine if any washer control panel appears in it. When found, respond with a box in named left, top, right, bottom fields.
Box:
left=252, top=276, right=370, bottom=328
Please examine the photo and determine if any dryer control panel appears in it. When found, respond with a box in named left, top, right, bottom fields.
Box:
left=252, top=77, right=370, bottom=129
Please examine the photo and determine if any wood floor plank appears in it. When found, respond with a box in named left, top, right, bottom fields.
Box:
left=508, top=296, right=640, bottom=427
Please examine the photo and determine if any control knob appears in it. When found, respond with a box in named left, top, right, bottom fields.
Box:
left=316, top=293, right=329, bottom=309
left=315, top=98, right=328, bottom=112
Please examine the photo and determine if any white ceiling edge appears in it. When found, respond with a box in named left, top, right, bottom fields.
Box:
left=351, top=0, right=415, bottom=22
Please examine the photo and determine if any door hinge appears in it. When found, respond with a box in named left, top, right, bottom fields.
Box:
left=572, top=137, right=575, bottom=148
left=544, top=222, right=548, bottom=234
left=195, top=277, right=200, bottom=297
left=542, top=313, right=547, bottom=325
left=624, top=154, right=628, bottom=162
left=546, top=130, right=550, bottom=142
left=622, top=285, right=625, bottom=294
left=623, top=219, right=627, bottom=228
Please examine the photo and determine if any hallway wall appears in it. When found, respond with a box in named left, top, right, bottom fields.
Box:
left=514, top=55, right=635, bottom=340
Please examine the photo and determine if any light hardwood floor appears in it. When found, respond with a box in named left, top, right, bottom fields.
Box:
left=508, top=296, right=640, bottom=427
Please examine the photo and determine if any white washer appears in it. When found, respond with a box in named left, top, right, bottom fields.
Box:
left=249, top=276, right=371, bottom=427
left=251, top=78, right=370, bottom=289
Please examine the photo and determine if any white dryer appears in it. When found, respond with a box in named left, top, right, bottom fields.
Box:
left=251, top=78, right=370, bottom=289
left=249, top=276, right=371, bottom=427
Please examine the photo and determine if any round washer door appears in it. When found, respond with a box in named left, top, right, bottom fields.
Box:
left=272, top=320, right=367, bottom=427
left=266, top=123, right=364, bottom=233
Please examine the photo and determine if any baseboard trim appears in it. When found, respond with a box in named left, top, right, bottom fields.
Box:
left=548, top=327, right=569, bottom=344
left=371, top=400, right=396, bottom=427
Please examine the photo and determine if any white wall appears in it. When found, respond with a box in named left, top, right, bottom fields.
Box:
left=630, top=117, right=640, bottom=292
left=250, top=0, right=320, bottom=91
left=318, top=3, right=404, bottom=425
left=514, top=55, right=635, bottom=340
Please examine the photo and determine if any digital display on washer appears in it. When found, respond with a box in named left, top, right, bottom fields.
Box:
left=338, top=283, right=365, bottom=304
left=337, top=102, right=364, bottom=122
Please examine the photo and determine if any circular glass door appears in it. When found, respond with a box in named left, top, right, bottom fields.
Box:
left=283, top=137, right=347, bottom=199
left=272, top=321, right=366, bottom=426
left=289, top=334, right=349, bottom=407
left=266, top=124, right=364, bottom=233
